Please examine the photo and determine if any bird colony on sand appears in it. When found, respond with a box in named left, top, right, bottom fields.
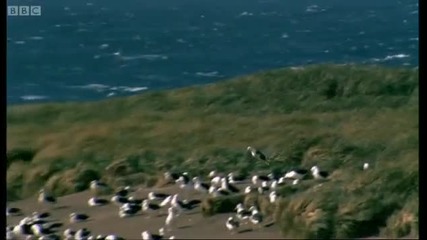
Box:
left=6, top=146, right=370, bottom=239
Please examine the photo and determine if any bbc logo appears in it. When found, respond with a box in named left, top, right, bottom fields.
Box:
left=7, top=6, right=42, bottom=16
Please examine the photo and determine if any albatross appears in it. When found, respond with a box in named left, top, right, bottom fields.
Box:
left=247, top=146, right=269, bottom=165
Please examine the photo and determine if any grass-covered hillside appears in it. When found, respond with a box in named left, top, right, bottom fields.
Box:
left=7, top=64, right=418, bottom=238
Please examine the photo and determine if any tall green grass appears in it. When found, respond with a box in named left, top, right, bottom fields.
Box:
left=7, top=64, right=418, bottom=238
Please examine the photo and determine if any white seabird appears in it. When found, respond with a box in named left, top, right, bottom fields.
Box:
left=208, top=170, right=217, bottom=179
left=142, top=228, right=164, bottom=240
left=159, top=195, right=172, bottom=207
left=221, top=178, right=240, bottom=193
left=38, top=189, right=57, bottom=205
left=105, top=234, right=125, bottom=240
left=165, top=207, right=177, bottom=232
left=69, top=213, right=89, bottom=223
left=310, top=166, right=329, bottom=179
left=114, top=186, right=132, bottom=197
left=119, top=203, right=141, bottom=218
left=210, top=175, right=222, bottom=187
left=6, top=207, right=22, bottom=216
left=257, top=181, right=270, bottom=194
left=90, top=180, right=108, bottom=193
left=270, top=179, right=285, bottom=189
left=244, top=186, right=255, bottom=194
left=88, top=197, right=109, bottom=207
left=251, top=175, right=271, bottom=186
left=75, top=228, right=91, bottom=239
left=247, top=146, right=269, bottom=165
left=235, top=203, right=251, bottom=222
left=148, top=192, right=170, bottom=201
left=269, top=191, right=277, bottom=203
left=142, top=200, right=161, bottom=217
left=249, top=206, right=263, bottom=228
left=227, top=172, right=246, bottom=184
left=32, top=211, right=50, bottom=220
left=284, top=168, right=309, bottom=180
left=63, top=228, right=76, bottom=239
left=226, top=216, right=240, bottom=234
left=164, top=171, right=181, bottom=183
left=193, top=177, right=210, bottom=193
left=363, top=162, right=369, bottom=170
left=111, top=195, right=128, bottom=206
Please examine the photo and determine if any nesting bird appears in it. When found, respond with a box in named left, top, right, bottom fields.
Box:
left=114, top=186, right=132, bottom=198
left=220, top=178, right=240, bottom=193
left=363, top=162, right=370, bottom=170
left=142, top=228, right=165, bottom=240
left=257, top=181, right=270, bottom=194
left=148, top=192, right=171, bottom=201
left=235, top=203, right=251, bottom=222
left=6, top=207, right=22, bottom=216
left=244, top=186, right=255, bottom=194
left=249, top=206, right=263, bottom=228
left=69, top=213, right=89, bottom=223
left=119, top=202, right=141, bottom=218
left=225, top=216, right=240, bottom=234
left=269, top=191, right=277, bottom=203
left=193, top=177, right=210, bottom=194
left=90, top=180, right=108, bottom=195
left=252, top=175, right=271, bottom=186
left=247, top=146, right=269, bottom=165
left=142, top=200, right=161, bottom=217
left=88, top=197, right=109, bottom=207
left=111, top=195, right=128, bottom=206
left=63, top=228, right=76, bottom=239
left=227, top=172, right=246, bottom=184
left=284, top=168, right=308, bottom=180
left=310, top=166, right=329, bottom=179
left=38, top=189, right=57, bottom=206
left=74, top=228, right=91, bottom=239
left=164, top=171, right=182, bottom=183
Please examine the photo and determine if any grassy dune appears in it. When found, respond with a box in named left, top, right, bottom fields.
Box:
left=7, top=64, right=418, bottom=238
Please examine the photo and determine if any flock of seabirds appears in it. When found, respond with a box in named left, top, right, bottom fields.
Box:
left=6, top=146, right=370, bottom=240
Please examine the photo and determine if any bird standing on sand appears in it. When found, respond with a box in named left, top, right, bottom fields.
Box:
left=142, top=228, right=164, bottom=240
left=165, top=207, right=177, bottom=232
left=247, top=146, right=269, bottom=165
left=38, top=189, right=57, bottom=207
left=226, top=216, right=240, bottom=234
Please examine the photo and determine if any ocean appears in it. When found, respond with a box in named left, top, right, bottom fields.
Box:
left=6, top=0, right=419, bottom=105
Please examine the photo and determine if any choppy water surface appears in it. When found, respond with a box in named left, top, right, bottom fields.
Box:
left=7, top=0, right=419, bottom=104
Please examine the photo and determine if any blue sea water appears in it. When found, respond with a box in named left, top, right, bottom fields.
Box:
left=7, top=0, right=419, bottom=105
